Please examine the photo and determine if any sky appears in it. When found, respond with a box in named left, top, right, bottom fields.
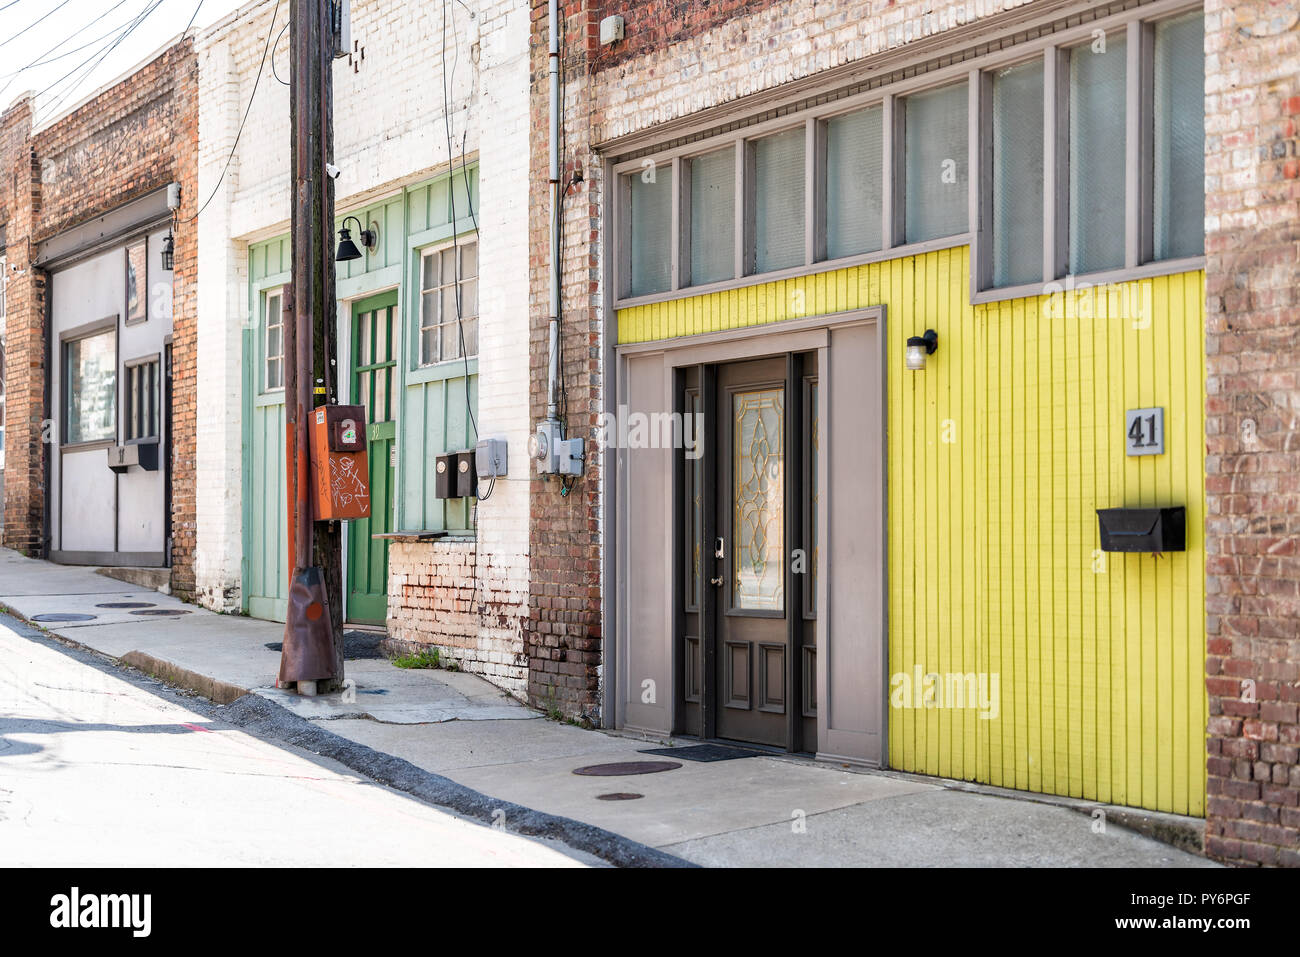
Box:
left=0, top=0, right=250, bottom=124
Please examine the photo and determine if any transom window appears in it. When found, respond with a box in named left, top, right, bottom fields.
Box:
left=616, top=4, right=1205, bottom=303
left=418, top=240, right=478, bottom=366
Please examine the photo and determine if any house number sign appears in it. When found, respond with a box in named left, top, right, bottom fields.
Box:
left=1126, top=407, right=1165, bottom=456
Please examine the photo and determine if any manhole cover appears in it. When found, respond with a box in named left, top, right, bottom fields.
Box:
left=95, top=601, right=156, bottom=609
left=572, top=761, right=682, bottom=777
left=130, top=608, right=191, bottom=616
left=596, top=792, right=644, bottom=801
left=32, top=613, right=96, bottom=622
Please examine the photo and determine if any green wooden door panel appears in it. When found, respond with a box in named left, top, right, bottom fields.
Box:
left=348, top=295, right=397, bottom=624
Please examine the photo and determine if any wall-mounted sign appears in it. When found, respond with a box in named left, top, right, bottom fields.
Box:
left=1126, top=407, right=1165, bottom=456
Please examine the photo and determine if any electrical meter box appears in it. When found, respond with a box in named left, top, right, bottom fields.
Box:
left=309, top=404, right=371, bottom=520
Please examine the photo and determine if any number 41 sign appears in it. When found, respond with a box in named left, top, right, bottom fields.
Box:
left=1126, top=407, right=1164, bottom=456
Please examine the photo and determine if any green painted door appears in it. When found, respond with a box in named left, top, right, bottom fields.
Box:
left=347, top=293, right=398, bottom=623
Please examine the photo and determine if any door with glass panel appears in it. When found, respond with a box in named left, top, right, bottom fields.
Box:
left=347, top=292, right=398, bottom=624
left=682, top=354, right=818, bottom=750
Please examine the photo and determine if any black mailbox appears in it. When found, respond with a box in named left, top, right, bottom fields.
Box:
left=455, top=449, right=477, bottom=498
left=434, top=453, right=455, bottom=499
left=107, top=441, right=159, bottom=473
left=1097, top=507, right=1185, bottom=553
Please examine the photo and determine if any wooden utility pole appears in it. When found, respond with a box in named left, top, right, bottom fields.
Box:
left=283, top=0, right=344, bottom=692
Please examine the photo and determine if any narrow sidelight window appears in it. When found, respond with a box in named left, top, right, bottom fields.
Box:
left=991, top=60, right=1045, bottom=288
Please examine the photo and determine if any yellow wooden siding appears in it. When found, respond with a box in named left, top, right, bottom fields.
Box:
left=618, top=247, right=1207, bottom=816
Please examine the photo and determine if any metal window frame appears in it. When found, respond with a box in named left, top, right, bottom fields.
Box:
left=609, top=0, right=1204, bottom=313
left=123, top=351, right=162, bottom=444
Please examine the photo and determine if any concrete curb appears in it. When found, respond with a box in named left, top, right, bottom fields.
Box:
left=217, top=693, right=695, bottom=868
left=1, top=606, right=692, bottom=868
left=118, top=651, right=250, bottom=706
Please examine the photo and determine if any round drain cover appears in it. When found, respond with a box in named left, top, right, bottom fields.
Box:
left=32, top=613, right=97, bottom=622
left=572, top=761, right=681, bottom=777
left=596, top=792, right=644, bottom=801
left=129, top=608, right=191, bottom=616
left=96, top=601, right=156, bottom=609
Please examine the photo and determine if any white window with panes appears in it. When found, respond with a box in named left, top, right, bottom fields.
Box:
left=264, top=288, right=284, bottom=392
left=614, top=3, right=1204, bottom=306
left=418, top=240, right=478, bottom=366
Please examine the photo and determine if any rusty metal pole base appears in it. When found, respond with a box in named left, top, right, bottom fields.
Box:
left=277, top=565, right=340, bottom=693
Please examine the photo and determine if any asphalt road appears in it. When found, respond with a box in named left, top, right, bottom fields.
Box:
left=0, top=620, right=589, bottom=867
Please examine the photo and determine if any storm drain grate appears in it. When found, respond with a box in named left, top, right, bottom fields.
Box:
left=130, top=608, right=191, bottom=616
left=32, top=613, right=97, bottom=622
left=639, top=744, right=761, bottom=762
left=596, top=792, right=644, bottom=801
left=95, top=602, right=156, bottom=609
left=572, top=761, right=682, bottom=777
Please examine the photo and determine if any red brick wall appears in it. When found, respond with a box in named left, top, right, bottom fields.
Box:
left=1203, top=1, right=1300, bottom=867
left=1, top=41, right=198, bottom=595
left=584, top=0, right=781, bottom=68
left=0, top=98, right=44, bottom=556
left=527, top=1, right=604, bottom=721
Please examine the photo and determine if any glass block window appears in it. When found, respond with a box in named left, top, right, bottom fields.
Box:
left=991, top=60, right=1045, bottom=288
left=825, top=105, right=884, bottom=259
left=752, top=128, right=806, bottom=274
left=1153, top=11, right=1205, bottom=261
left=419, top=240, right=479, bottom=365
left=688, top=148, right=735, bottom=286
left=627, top=167, right=673, bottom=296
left=1069, top=34, right=1127, bottom=275
left=903, top=81, right=969, bottom=244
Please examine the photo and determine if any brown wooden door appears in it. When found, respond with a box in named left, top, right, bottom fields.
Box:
left=714, top=357, right=792, bottom=748
left=680, top=353, right=818, bottom=751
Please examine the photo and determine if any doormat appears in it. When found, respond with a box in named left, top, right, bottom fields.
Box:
left=596, top=792, right=644, bottom=801
left=130, top=608, right=191, bottom=616
left=638, top=744, right=761, bottom=762
left=95, top=602, right=155, bottom=609
left=572, top=761, right=682, bottom=776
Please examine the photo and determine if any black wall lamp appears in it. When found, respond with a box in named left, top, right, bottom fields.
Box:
left=160, top=233, right=174, bottom=270
left=906, top=329, right=938, bottom=371
left=335, top=215, right=378, bottom=262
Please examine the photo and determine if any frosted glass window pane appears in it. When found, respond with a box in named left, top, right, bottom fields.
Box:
left=628, top=169, right=672, bottom=296
left=689, top=148, right=735, bottom=285
left=903, top=82, right=969, bottom=243
left=826, top=105, right=883, bottom=259
left=1069, top=35, right=1126, bottom=274
left=753, top=128, right=805, bottom=273
left=992, top=60, right=1045, bottom=288
left=1154, top=12, right=1205, bottom=260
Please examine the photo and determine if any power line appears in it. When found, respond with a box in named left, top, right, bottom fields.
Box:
left=0, top=0, right=78, bottom=51
left=441, top=0, right=477, bottom=443
left=189, top=0, right=280, bottom=222
left=0, top=0, right=134, bottom=85
left=32, top=0, right=166, bottom=124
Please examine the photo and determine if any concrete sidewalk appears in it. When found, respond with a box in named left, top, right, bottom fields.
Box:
left=0, top=547, right=1216, bottom=867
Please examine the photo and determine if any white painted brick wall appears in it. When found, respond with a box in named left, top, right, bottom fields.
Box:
left=195, top=0, right=532, bottom=664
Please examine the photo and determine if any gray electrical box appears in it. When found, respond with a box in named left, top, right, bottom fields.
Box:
left=476, top=437, right=508, bottom=478
left=534, top=420, right=584, bottom=477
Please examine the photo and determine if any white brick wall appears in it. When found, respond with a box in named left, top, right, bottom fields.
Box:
left=195, top=0, right=532, bottom=652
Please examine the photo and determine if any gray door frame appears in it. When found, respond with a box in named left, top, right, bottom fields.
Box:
left=611, top=305, right=888, bottom=767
